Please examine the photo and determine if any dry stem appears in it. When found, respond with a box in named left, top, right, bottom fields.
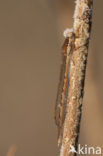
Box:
left=60, top=0, right=93, bottom=156
left=6, top=145, right=17, bottom=156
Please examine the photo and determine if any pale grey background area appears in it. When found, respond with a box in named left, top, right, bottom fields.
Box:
left=0, top=0, right=103, bottom=156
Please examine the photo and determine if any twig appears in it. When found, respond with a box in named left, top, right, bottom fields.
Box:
left=60, top=0, right=93, bottom=156
left=6, top=145, right=17, bottom=156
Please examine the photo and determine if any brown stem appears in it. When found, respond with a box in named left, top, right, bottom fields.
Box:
left=60, top=0, right=93, bottom=156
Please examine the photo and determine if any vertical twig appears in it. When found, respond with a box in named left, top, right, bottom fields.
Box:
left=60, top=0, right=93, bottom=156
left=6, top=145, right=17, bottom=156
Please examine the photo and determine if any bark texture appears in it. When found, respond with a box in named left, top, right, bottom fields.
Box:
left=60, top=0, right=93, bottom=156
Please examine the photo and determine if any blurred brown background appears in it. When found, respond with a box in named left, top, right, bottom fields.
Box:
left=0, top=0, right=103, bottom=156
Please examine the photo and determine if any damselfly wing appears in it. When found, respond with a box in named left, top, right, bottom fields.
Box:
left=54, top=31, right=74, bottom=146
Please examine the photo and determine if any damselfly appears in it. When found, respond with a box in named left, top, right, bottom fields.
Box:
left=54, top=29, right=74, bottom=146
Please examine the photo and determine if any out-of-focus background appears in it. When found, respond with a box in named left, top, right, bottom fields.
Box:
left=0, top=0, right=102, bottom=156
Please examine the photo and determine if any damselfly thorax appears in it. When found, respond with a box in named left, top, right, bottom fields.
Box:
left=54, top=30, right=74, bottom=146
